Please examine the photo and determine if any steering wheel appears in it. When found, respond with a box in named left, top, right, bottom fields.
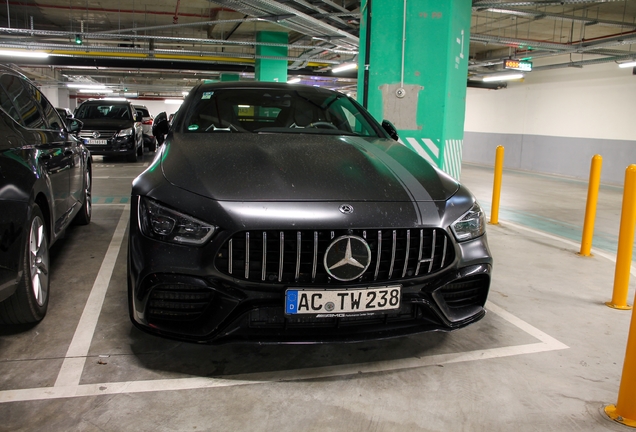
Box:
left=308, top=121, right=338, bottom=130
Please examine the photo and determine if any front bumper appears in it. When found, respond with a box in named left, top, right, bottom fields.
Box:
left=83, top=135, right=136, bottom=156
left=128, top=197, right=493, bottom=344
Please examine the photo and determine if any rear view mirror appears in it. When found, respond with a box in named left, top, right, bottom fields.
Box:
left=382, top=120, right=399, bottom=141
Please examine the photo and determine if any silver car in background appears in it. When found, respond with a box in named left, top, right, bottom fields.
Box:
left=133, top=104, right=157, bottom=152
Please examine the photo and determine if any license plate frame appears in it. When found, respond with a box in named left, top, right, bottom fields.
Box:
left=87, top=139, right=108, bottom=145
left=285, top=285, right=401, bottom=316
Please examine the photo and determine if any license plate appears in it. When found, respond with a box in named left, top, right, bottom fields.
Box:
left=285, top=286, right=401, bottom=315
left=87, top=139, right=107, bottom=145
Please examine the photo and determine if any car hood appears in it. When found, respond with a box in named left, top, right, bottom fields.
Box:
left=160, top=133, right=459, bottom=202
left=74, top=118, right=132, bottom=131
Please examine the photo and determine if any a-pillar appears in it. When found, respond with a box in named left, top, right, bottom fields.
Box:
left=357, top=0, right=471, bottom=180
left=255, top=31, right=288, bottom=83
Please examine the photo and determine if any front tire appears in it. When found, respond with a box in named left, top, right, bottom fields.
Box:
left=74, top=166, right=92, bottom=225
left=0, top=205, right=50, bottom=324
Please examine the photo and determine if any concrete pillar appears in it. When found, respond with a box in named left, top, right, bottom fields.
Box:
left=57, top=87, right=71, bottom=109
left=255, top=31, right=288, bottom=83
left=40, top=86, right=59, bottom=107
left=357, top=0, right=471, bottom=180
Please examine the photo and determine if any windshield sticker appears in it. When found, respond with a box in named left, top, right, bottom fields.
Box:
left=188, top=124, right=199, bottom=131
left=201, top=91, right=214, bottom=100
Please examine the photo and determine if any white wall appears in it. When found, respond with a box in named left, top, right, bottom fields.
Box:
left=465, top=62, right=636, bottom=140
left=134, top=100, right=183, bottom=118
left=463, top=61, right=636, bottom=184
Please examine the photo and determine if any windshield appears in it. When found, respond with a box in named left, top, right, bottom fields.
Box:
left=75, top=103, right=131, bottom=120
left=180, top=87, right=381, bottom=137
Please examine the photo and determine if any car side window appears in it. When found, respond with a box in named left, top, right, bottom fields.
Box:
left=0, top=75, right=22, bottom=124
left=0, top=74, right=45, bottom=129
left=24, top=81, right=64, bottom=130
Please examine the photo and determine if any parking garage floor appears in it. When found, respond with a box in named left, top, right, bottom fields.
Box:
left=1, top=154, right=635, bottom=431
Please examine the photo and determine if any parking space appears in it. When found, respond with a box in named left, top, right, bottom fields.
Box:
left=0, top=159, right=631, bottom=430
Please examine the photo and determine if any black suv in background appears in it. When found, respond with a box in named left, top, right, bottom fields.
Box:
left=74, top=99, right=143, bottom=162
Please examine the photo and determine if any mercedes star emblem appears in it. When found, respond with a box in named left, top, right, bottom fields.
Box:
left=339, top=204, right=354, bottom=214
left=324, top=235, right=371, bottom=281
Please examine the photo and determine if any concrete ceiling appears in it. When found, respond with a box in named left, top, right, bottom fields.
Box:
left=0, top=0, right=634, bottom=97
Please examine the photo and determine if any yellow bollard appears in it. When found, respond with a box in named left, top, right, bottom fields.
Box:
left=606, top=164, right=636, bottom=310
left=580, top=155, right=603, bottom=256
left=605, top=290, right=636, bottom=427
left=490, top=146, right=504, bottom=225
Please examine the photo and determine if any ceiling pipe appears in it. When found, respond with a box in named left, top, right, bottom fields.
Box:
left=0, top=27, right=358, bottom=55
left=532, top=53, right=636, bottom=71
left=473, top=0, right=627, bottom=7
left=477, top=7, right=636, bottom=29
left=212, top=0, right=359, bottom=50
left=0, top=42, right=344, bottom=66
left=2, top=1, right=213, bottom=19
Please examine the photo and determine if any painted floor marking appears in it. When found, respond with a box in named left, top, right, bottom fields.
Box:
left=0, top=299, right=567, bottom=403
left=503, top=221, right=636, bottom=278
left=0, top=218, right=577, bottom=403
left=53, top=205, right=130, bottom=388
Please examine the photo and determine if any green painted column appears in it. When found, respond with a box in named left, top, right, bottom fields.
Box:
left=357, top=0, right=470, bottom=180
left=220, top=74, right=239, bottom=82
left=255, top=31, right=288, bottom=83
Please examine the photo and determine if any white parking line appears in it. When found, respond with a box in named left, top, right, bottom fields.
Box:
left=503, top=221, right=636, bottom=278
left=0, top=299, right=567, bottom=403
left=0, top=219, right=573, bottom=403
left=53, top=205, right=129, bottom=387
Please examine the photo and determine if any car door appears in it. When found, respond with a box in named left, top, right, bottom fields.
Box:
left=28, top=83, right=84, bottom=213
left=0, top=73, right=70, bottom=234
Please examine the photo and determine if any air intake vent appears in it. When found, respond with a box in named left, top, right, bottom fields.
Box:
left=147, top=284, right=214, bottom=320
left=438, top=276, right=489, bottom=310
left=216, top=228, right=454, bottom=285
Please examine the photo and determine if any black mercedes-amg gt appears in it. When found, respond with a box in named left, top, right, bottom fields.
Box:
left=128, top=82, right=492, bottom=344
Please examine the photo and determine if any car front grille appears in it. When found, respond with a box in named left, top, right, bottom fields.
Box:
left=216, top=228, right=454, bottom=285
left=78, top=129, right=116, bottom=140
left=438, top=276, right=489, bottom=310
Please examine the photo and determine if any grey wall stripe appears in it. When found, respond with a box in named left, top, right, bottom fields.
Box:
left=463, top=132, right=636, bottom=185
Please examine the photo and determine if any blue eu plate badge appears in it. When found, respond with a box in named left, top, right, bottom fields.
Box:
left=285, top=290, right=299, bottom=314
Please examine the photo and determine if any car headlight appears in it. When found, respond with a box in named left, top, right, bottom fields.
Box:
left=138, top=197, right=215, bottom=245
left=451, top=202, right=486, bottom=242
left=118, top=127, right=133, bottom=137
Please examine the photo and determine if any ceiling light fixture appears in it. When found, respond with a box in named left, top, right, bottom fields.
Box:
left=287, top=77, right=301, bottom=84
left=482, top=73, right=525, bottom=82
left=618, top=61, right=636, bottom=68
left=0, top=49, right=48, bottom=58
left=332, top=63, right=357, bottom=73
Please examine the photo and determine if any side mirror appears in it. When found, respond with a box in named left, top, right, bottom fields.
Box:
left=68, top=118, right=83, bottom=134
left=381, top=120, right=399, bottom=141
